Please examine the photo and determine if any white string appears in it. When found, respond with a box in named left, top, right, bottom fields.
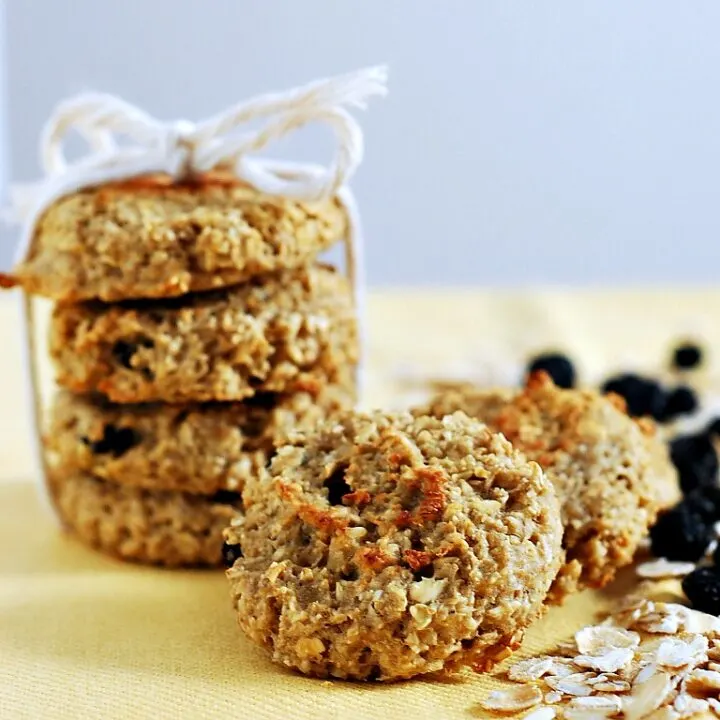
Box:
left=8, top=65, right=387, bottom=517
left=9, top=66, right=386, bottom=224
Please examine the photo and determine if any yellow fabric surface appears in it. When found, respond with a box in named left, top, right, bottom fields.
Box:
left=1, top=288, right=718, bottom=720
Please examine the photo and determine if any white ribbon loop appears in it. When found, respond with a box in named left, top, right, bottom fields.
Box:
left=41, top=93, right=165, bottom=175
left=34, top=65, right=387, bottom=203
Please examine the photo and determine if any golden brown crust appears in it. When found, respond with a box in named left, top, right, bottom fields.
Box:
left=7, top=172, right=348, bottom=302
left=46, top=385, right=354, bottom=494
left=226, top=410, right=562, bottom=681
left=49, top=264, right=358, bottom=403
left=420, top=372, right=678, bottom=601
left=48, top=471, right=241, bottom=567
left=0, top=273, right=16, bottom=289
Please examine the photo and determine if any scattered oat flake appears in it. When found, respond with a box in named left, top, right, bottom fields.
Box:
left=521, top=708, right=556, bottom=720
left=685, top=668, right=720, bottom=693
left=655, top=635, right=708, bottom=669
left=545, top=659, right=579, bottom=678
left=593, top=680, right=630, bottom=693
left=644, top=708, right=680, bottom=720
left=481, top=685, right=543, bottom=712
left=653, top=603, right=711, bottom=633
left=673, top=693, right=709, bottom=716
left=678, top=607, right=720, bottom=634
left=624, top=670, right=674, bottom=720
left=618, top=597, right=654, bottom=615
left=708, top=697, right=720, bottom=716
left=508, top=657, right=555, bottom=682
left=587, top=673, right=609, bottom=685
left=575, top=647, right=634, bottom=673
left=476, top=590, right=720, bottom=719
left=616, top=659, right=644, bottom=681
left=562, top=711, right=615, bottom=720
left=636, top=558, right=696, bottom=579
left=657, top=602, right=686, bottom=615
left=568, top=695, right=622, bottom=712
left=639, top=615, right=682, bottom=635
left=575, top=626, right=640, bottom=654
left=633, top=663, right=659, bottom=687
left=545, top=673, right=594, bottom=697
left=554, top=640, right=580, bottom=657
left=638, top=637, right=668, bottom=657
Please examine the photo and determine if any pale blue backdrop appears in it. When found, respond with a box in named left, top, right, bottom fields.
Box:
left=3, top=1, right=720, bottom=286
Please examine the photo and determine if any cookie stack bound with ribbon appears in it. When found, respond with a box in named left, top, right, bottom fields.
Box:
left=3, top=67, right=387, bottom=567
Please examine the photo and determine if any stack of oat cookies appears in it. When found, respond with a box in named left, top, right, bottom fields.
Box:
left=4, top=171, right=358, bottom=567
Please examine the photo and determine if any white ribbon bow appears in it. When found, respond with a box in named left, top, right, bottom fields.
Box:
left=9, top=65, right=387, bottom=222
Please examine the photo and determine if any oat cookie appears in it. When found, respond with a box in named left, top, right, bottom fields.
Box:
left=50, top=264, right=358, bottom=403
left=421, top=372, right=679, bottom=601
left=46, top=385, right=353, bottom=494
left=49, top=471, right=241, bottom=567
left=1, top=172, right=347, bottom=302
left=225, top=410, right=562, bottom=681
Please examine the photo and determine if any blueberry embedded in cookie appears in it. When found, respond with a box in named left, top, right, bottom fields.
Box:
left=225, top=410, right=562, bottom=681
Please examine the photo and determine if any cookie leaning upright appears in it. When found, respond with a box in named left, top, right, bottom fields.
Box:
left=5, top=68, right=387, bottom=568
left=420, top=371, right=678, bottom=601
left=225, top=410, right=563, bottom=681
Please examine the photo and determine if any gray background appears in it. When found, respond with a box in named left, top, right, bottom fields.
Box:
left=3, top=1, right=720, bottom=286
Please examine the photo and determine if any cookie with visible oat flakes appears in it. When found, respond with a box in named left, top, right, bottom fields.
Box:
left=45, top=384, right=353, bottom=495
left=420, top=372, right=679, bottom=602
left=225, top=410, right=562, bottom=681
left=1, top=171, right=348, bottom=302
left=49, top=471, right=242, bottom=567
left=49, top=263, right=358, bottom=404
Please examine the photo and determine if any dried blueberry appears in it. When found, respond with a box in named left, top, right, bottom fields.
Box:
left=601, top=373, right=667, bottom=420
left=670, top=432, right=718, bottom=494
left=649, top=504, right=713, bottom=561
left=682, top=566, right=720, bottom=615
left=221, top=542, right=243, bottom=568
left=111, top=336, right=154, bottom=370
left=244, top=392, right=278, bottom=410
left=85, top=425, right=141, bottom=457
left=210, top=490, right=241, bottom=505
left=661, top=386, right=698, bottom=421
left=685, top=487, right=720, bottom=523
left=527, top=353, right=576, bottom=389
left=412, top=564, right=434, bottom=581
left=673, top=342, right=703, bottom=370
left=112, top=341, right=137, bottom=369
left=324, top=464, right=351, bottom=505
